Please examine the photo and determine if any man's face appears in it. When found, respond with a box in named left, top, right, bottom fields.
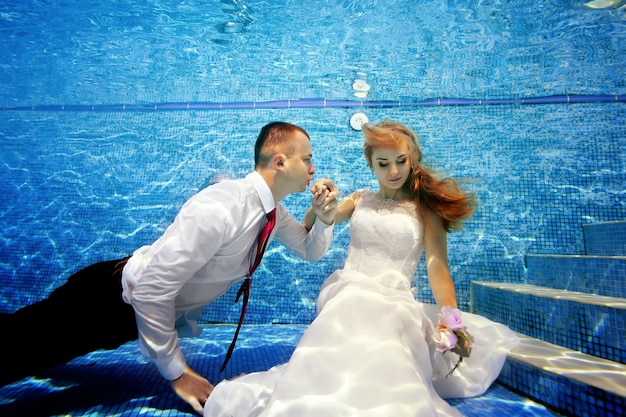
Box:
left=283, top=131, right=315, bottom=194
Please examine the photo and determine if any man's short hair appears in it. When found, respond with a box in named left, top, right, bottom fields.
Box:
left=254, top=122, right=310, bottom=168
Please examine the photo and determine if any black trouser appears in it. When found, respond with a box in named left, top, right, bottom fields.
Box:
left=0, top=258, right=138, bottom=386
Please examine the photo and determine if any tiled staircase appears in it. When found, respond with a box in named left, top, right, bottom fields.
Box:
left=471, top=220, right=626, bottom=417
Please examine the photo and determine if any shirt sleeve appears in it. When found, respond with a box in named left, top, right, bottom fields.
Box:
left=273, top=204, right=334, bottom=261
left=129, top=190, right=236, bottom=380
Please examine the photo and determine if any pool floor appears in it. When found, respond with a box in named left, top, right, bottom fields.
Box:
left=0, top=325, right=560, bottom=417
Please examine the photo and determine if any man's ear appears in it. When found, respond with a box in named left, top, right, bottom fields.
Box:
left=272, top=153, right=286, bottom=169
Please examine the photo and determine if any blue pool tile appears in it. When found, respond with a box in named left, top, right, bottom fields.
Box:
left=0, top=325, right=557, bottom=417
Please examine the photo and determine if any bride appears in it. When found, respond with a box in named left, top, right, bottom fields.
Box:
left=204, top=120, right=519, bottom=417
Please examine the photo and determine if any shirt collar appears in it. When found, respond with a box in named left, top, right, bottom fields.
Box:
left=247, top=171, right=276, bottom=214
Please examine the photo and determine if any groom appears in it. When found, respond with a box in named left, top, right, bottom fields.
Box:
left=1, top=121, right=339, bottom=415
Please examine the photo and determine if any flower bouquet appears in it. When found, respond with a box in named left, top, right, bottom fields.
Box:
left=432, top=306, right=473, bottom=378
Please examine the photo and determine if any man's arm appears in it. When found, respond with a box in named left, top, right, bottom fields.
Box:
left=130, top=201, right=231, bottom=378
left=127, top=190, right=234, bottom=414
left=274, top=179, right=339, bottom=260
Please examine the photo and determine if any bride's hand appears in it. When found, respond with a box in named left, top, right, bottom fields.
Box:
left=452, top=328, right=473, bottom=358
left=310, top=178, right=339, bottom=225
left=435, top=306, right=473, bottom=359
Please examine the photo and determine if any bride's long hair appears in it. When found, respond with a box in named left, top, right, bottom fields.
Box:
left=362, top=120, right=476, bottom=231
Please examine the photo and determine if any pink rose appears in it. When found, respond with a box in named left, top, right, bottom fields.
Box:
left=439, top=306, right=464, bottom=331
left=433, top=327, right=458, bottom=353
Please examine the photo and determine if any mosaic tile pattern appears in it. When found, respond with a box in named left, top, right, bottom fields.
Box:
left=0, top=1, right=625, bottom=415
left=471, top=282, right=625, bottom=365
left=472, top=218, right=626, bottom=416
left=0, top=325, right=557, bottom=417
left=499, top=358, right=625, bottom=417
left=526, top=255, right=626, bottom=298
left=508, top=333, right=626, bottom=395
left=584, top=221, right=626, bottom=256
left=1, top=104, right=624, bottom=323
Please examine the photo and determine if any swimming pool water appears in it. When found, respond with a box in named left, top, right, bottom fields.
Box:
left=0, top=1, right=624, bottom=415
left=1, top=0, right=625, bottom=105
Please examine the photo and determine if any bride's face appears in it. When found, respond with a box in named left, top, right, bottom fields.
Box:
left=371, top=143, right=411, bottom=192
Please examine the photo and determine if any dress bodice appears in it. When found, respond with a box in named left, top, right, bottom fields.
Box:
left=343, top=190, right=424, bottom=291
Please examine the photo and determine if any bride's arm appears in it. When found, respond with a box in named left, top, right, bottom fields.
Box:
left=303, top=191, right=359, bottom=231
left=424, top=209, right=473, bottom=358
left=424, top=209, right=458, bottom=309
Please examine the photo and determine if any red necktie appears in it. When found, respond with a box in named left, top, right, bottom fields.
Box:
left=220, top=208, right=276, bottom=372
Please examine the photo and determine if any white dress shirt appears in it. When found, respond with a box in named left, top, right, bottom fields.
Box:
left=121, top=171, right=334, bottom=380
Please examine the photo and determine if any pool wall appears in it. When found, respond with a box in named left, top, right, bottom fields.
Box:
left=1, top=102, right=624, bottom=323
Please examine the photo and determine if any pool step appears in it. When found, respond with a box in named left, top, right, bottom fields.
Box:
left=583, top=220, right=626, bottom=256
left=471, top=281, right=626, bottom=416
left=471, top=282, right=625, bottom=365
left=470, top=216, right=626, bottom=417
left=499, top=332, right=626, bottom=417
left=526, top=254, right=626, bottom=298
left=471, top=220, right=626, bottom=415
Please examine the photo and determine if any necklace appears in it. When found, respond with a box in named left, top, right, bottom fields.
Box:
left=378, top=197, right=399, bottom=213
left=374, top=192, right=416, bottom=216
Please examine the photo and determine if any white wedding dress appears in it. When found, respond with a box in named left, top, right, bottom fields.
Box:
left=204, top=190, right=519, bottom=417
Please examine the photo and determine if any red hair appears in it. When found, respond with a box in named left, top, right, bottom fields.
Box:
left=362, top=120, right=476, bottom=231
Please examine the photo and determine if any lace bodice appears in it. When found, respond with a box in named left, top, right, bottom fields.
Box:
left=343, top=190, right=424, bottom=291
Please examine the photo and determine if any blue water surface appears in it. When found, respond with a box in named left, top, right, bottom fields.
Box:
left=1, top=1, right=624, bottom=416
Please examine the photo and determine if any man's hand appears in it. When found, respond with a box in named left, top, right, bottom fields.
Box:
left=170, top=367, right=215, bottom=415
left=310, top=178, right=339, bottom=225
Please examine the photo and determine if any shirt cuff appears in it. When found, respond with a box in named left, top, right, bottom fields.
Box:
left=152, top=348, right=188, bottom=381
left=314, top=216, right=335, bottom=230
left=313, top=216, right=334, bottom=245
